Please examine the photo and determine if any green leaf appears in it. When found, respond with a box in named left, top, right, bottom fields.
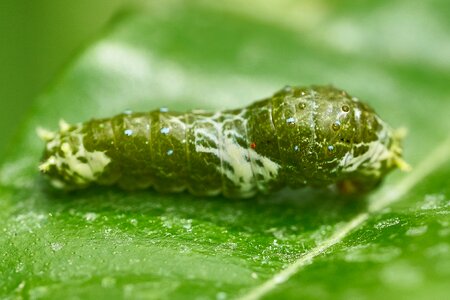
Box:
left=1, top=1, right=449, bottom=299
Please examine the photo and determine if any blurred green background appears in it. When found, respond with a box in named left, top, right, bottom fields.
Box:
left=0, top=0, right=142, bottom=156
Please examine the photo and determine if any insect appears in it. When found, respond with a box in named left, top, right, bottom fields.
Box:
left=38, top=85, right=408, bottom=198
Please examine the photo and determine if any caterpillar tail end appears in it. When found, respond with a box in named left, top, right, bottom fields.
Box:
left=38, top=157, right=54, bottom=173
left=36, top=119, right=69, bottom=141
left=391, top=127, right=411, bottom=172
left=36, top=126, right=56, bottom=142
left=394, top=156, right=412, bottom=172
left=59, top=119, right=70, bottom=132
left=37, top=127, right=54, bottom=173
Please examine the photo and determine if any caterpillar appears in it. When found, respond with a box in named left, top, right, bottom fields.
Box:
left=38, top=85, right=408, bottom=198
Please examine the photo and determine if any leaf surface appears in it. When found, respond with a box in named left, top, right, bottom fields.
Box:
left=1, top=2, right=449, bottom=299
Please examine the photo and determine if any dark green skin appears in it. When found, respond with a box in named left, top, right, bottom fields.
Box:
left=40, top=85, right=402, bottom=198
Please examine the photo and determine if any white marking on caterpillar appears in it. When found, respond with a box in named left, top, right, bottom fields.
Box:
left=193, top=110, right=280, bottom=197
left=36, top=127, right=56, bottom=142
left=39, top=123, right=111, bottom=187
left=338, top=117, right=393, bottom=176
left=219, top=133, right=280, bottom=197
left=59, top=119, right=71, bottom=132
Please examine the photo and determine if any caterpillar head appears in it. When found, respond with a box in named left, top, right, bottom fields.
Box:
left=275, top=85, right=408, bottom=194
left=37, top=120, right=111, bottom=189
left=336, top=125, right=409, bottom=194
left=312, top=87, right=409, bottom=194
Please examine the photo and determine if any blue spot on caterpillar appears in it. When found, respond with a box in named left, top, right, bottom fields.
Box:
left=37, top=85, right=409, bottom=198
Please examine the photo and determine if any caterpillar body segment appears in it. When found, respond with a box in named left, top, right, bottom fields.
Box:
left=38, top=85, right=407, bottom=198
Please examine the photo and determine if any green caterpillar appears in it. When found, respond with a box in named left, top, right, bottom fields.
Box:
left=38, top=85, right=408, bottom=198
